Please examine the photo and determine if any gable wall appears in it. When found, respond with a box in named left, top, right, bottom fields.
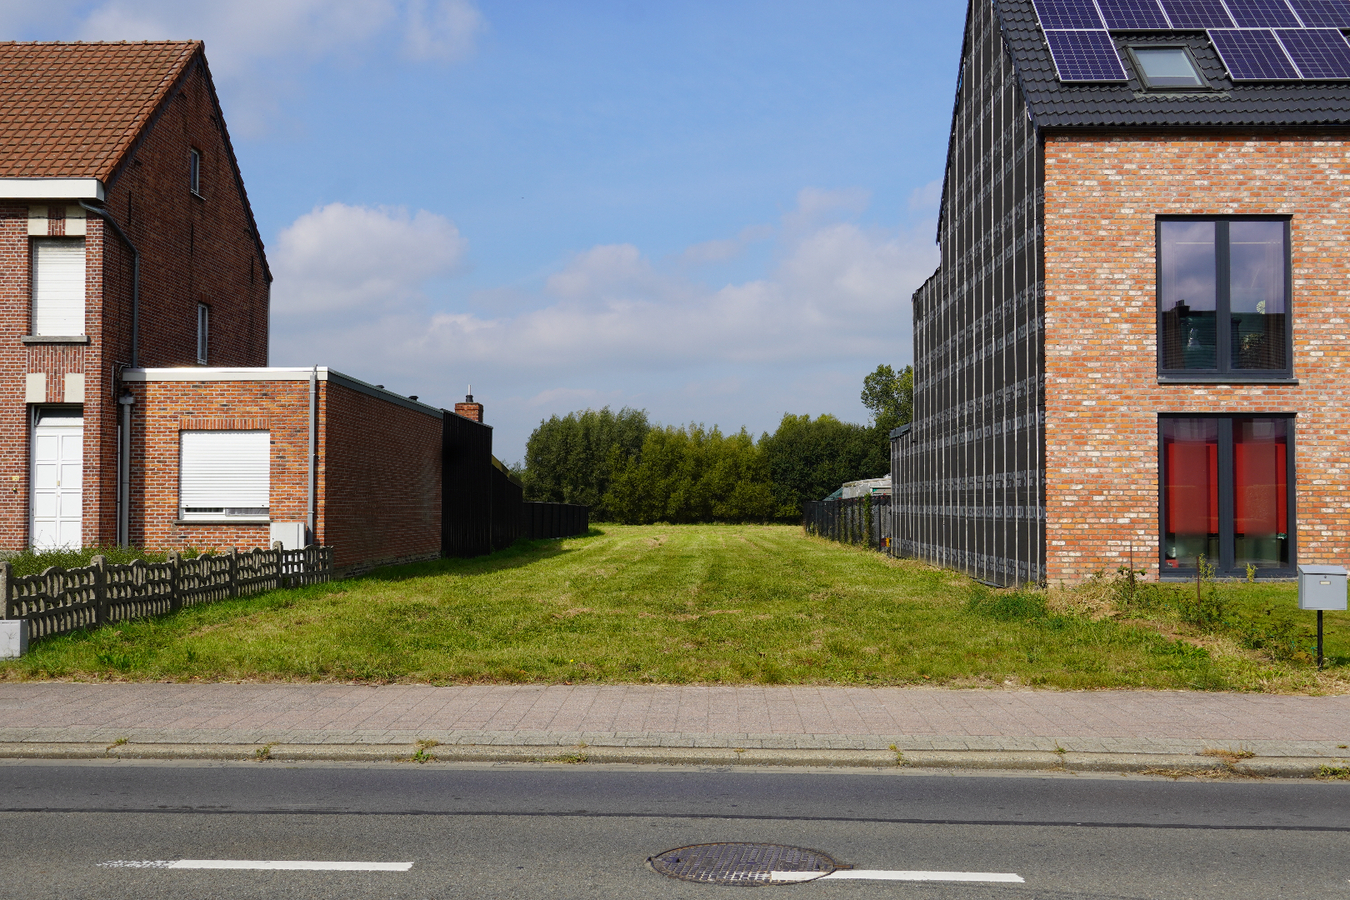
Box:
left=1042, top=132, right=1350, bottom=582
left=893, top=0, right=1047, bottom=586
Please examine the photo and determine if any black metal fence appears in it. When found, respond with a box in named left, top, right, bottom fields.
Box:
left=803, top=496, right=892, bottom=553
left=3, top=545, right=332, bottom=642
left=443, top=411, right=589, bottom=557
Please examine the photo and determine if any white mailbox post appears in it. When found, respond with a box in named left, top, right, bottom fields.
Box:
left=1297, top=565, right=1347, bottom=670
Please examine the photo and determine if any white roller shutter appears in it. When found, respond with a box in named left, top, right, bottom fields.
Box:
left=32, top=239, right=86, bottom=336
left=179, top=431, right=270, bottom=519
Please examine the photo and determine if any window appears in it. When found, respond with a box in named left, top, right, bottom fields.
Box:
left=179, top=430, right=270, bottom=521
left=197, top=304, right=210, bottom=364
left=1158, top=218, right=1291, bottom=379
left=31, top=238, right=86, bottom=336
left=1129, top=46, right=1208, bottom=89
left=1160, top=416, right=1294, bottom=577
left=189, top=148, right=202, bottom=196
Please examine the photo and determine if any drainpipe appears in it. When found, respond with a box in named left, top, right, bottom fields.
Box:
left=80, top=202, right=140, bottom=548
left=78, top=202, right=138, bottom=368
left=307, top=366, right=317, bottom=545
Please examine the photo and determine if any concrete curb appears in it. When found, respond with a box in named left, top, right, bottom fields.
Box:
left=1, top=742, right=1345, bottom=778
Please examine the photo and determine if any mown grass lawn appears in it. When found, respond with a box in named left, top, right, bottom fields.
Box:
left=1, top=524, right=1343, bottom=691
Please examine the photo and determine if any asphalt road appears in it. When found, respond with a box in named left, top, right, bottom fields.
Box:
left=3, top=760, right=1348, bottom=899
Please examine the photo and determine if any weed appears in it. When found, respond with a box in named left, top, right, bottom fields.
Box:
left=966, top=587, right=1048, bottom=622
left=1317, top=765, right=1350, bottom=780
left=1200, top=747, right=1256, bottom=767
left=105, top=737, right=128, bottom=753
left=409, top=739, right=439, bottom=763
left=253, top=743, right=275, bottom=761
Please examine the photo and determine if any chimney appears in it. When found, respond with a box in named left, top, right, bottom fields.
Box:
left=455, top=385, right=483, bottom=423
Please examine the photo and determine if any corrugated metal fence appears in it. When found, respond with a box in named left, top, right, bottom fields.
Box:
left=803, top=496, right=892, bottom=553
left=3, top=546, right=332, bottom=642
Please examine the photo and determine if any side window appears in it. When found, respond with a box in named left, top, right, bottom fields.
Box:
left=197, top=304, right=210, bottom=364
left=1160, top=416, right=1293, bottom=577
left=1158, top=217, right=1291, bottom=379
left=189, top=148, right=202, bottom=196
left=179, top=430, right=270, bottom=521
left=31, top=237, right=86, bottom=336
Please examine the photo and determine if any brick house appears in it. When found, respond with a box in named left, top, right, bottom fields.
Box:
left=0, top=41, right=269, bottom=552
left=891, top=0, right=1350, bottom=585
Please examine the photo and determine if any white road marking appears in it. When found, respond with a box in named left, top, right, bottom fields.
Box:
left=772, top=869, right=1024, bottom=883
left=100, top=860, right=413, bottom=872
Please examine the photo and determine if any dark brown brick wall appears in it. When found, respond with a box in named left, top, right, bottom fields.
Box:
left=1043, top=132, right=1350, bottom=582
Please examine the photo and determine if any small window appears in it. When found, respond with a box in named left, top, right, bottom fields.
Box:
left=1157, top=217, right=1292, bottom=379
left=1161, top=416, right=1294, bottom=577
left=31, top=238, right=86, bottom=336
left=197, top=304, right=210, bottom=364
left=1130, top=46, right=1208, bottom=89
left=189, top=149, right=202, bottom=196
left=179, top=430, right=270, bottom=521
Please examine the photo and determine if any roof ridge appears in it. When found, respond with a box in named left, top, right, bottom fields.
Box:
left=98, top=41, right=203, bottom=183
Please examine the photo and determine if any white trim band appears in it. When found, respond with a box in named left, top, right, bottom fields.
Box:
left=173, top=860, right=413, bottom=871
left=0, top=178, right=105, bottom=201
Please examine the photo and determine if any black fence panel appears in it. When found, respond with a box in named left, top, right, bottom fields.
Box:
left=803, top=496, right=892, bottom=553
left=442, top=412, right=495, bottom=557
left=523, top=502, right=588, bottom=540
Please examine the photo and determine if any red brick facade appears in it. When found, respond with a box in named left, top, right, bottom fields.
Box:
left=0, top=46, right=268, bottom=552
left=126, top=370, right=443, bottom=574
left=1043, top=133, right=1350, bottom=583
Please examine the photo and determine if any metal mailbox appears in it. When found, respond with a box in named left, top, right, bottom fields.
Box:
left=1297, top=565, right=1348, bottom=611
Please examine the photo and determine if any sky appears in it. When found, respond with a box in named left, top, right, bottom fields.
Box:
left=3, top=0, right=966, bottom=463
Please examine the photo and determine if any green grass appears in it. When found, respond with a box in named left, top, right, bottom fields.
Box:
left=3, top=545, right=203, bottom=578
left=0, top=525, right=1339, bottom=691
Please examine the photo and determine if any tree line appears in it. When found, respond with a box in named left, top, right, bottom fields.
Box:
left=521, top=364, right=912, bottom=524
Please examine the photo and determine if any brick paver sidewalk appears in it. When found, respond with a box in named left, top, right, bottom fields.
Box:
left=0, top=683, right=1346, bottom=758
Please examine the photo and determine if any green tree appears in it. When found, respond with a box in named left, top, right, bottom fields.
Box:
left=522, top=407, right=650, bottom=520
left=861, top=363, right=914, bottom=433
left=759, top=413, right=883, bottom=520
left=604, top=424, right=776, bottom=525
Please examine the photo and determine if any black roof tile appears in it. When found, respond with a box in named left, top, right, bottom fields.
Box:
left=993, top=0, right=1350, bottom=127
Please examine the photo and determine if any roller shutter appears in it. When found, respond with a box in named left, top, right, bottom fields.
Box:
left=179, top=431, right=270, bottom=519
left=32, top=239, right=86, bottom=336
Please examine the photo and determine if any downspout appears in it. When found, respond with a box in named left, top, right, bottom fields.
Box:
left=307, top=366, right=317, bottom=545
left=79, top=202, right=140, bottom=548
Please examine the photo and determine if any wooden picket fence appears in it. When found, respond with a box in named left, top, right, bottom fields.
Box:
left=1, top=545, right=332, bottom=642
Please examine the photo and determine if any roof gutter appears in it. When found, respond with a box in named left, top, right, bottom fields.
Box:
left=0, top=178, right=105, bottom=201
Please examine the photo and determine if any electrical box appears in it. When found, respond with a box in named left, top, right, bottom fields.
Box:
left=270, top=522, right=310, bottom=550
left=1297, top=565, right=1348, bottom=611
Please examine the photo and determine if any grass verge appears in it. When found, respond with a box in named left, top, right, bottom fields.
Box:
left=0, top=525, right=1341, bottom=691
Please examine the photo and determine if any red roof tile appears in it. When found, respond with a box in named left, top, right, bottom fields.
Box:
left=0, top=41, right=200, bottom=180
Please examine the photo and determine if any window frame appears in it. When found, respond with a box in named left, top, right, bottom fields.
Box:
left=1126, top=44, right=1210, bottom=91
left=178, top=430, right=271, bottom=523
left=196, top=303, right=210, bottom=365
left=1157, top=413, right=1297, bottom=579
left=30, top=236, right=87, bottom=338
left=189, top=148, right=202, bottom=197
left=1156, top=215, right=1294, bottom=382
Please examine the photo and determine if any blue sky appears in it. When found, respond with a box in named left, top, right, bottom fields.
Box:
left=4, top=0, right=965, bottom=461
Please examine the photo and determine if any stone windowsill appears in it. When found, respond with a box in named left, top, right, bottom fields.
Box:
left=173, top=519, right=271, bottom=526
left=21, top=335, right=89, bottom=345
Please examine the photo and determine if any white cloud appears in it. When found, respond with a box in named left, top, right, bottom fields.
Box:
left=271, top=202, right=466, bottom=316
left=44, top=0, right=485, bottom=133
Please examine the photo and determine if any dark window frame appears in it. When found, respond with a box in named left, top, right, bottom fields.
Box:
left=1126, top=44, right=1211, bottom=91
left=196, top=303, right=210, bottom=364
left=189, top=148, right=203, bottom=198
left=1156, top=215, right=1294, bottom=382
left=1158, top=413, right=1297, bottom=579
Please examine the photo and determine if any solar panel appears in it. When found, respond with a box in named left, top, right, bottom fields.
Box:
left=1210, top=27, right=1302, bottom=78
left=1097, top=0, right=1173, bottom=29
left=1044, top=29, right=1131, bottom=80
left=1276, top=27, right=1350, bottom=76
left=1159, top=0, right=1236, bottom=27
left=1286, top=0, right=1350, bottom=27
left=1225, top=0, right=1303, bottom=27
left=1032, top=0, right=1106, bottom=29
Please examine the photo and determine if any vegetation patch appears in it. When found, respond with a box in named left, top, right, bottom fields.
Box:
left=0, top=525, right=1338, bottom=692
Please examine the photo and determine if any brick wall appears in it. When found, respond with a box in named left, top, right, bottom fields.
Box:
left=320, top=382, right=443, bottom=573
left=0, top=52, right=269, bottom=552
left=1042, top=132, right=1350, bottom=583
left=128, top=374, right=443, bottom=574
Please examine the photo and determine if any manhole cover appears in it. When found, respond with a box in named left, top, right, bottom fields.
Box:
left=649, top=843, right=846, bottom=886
